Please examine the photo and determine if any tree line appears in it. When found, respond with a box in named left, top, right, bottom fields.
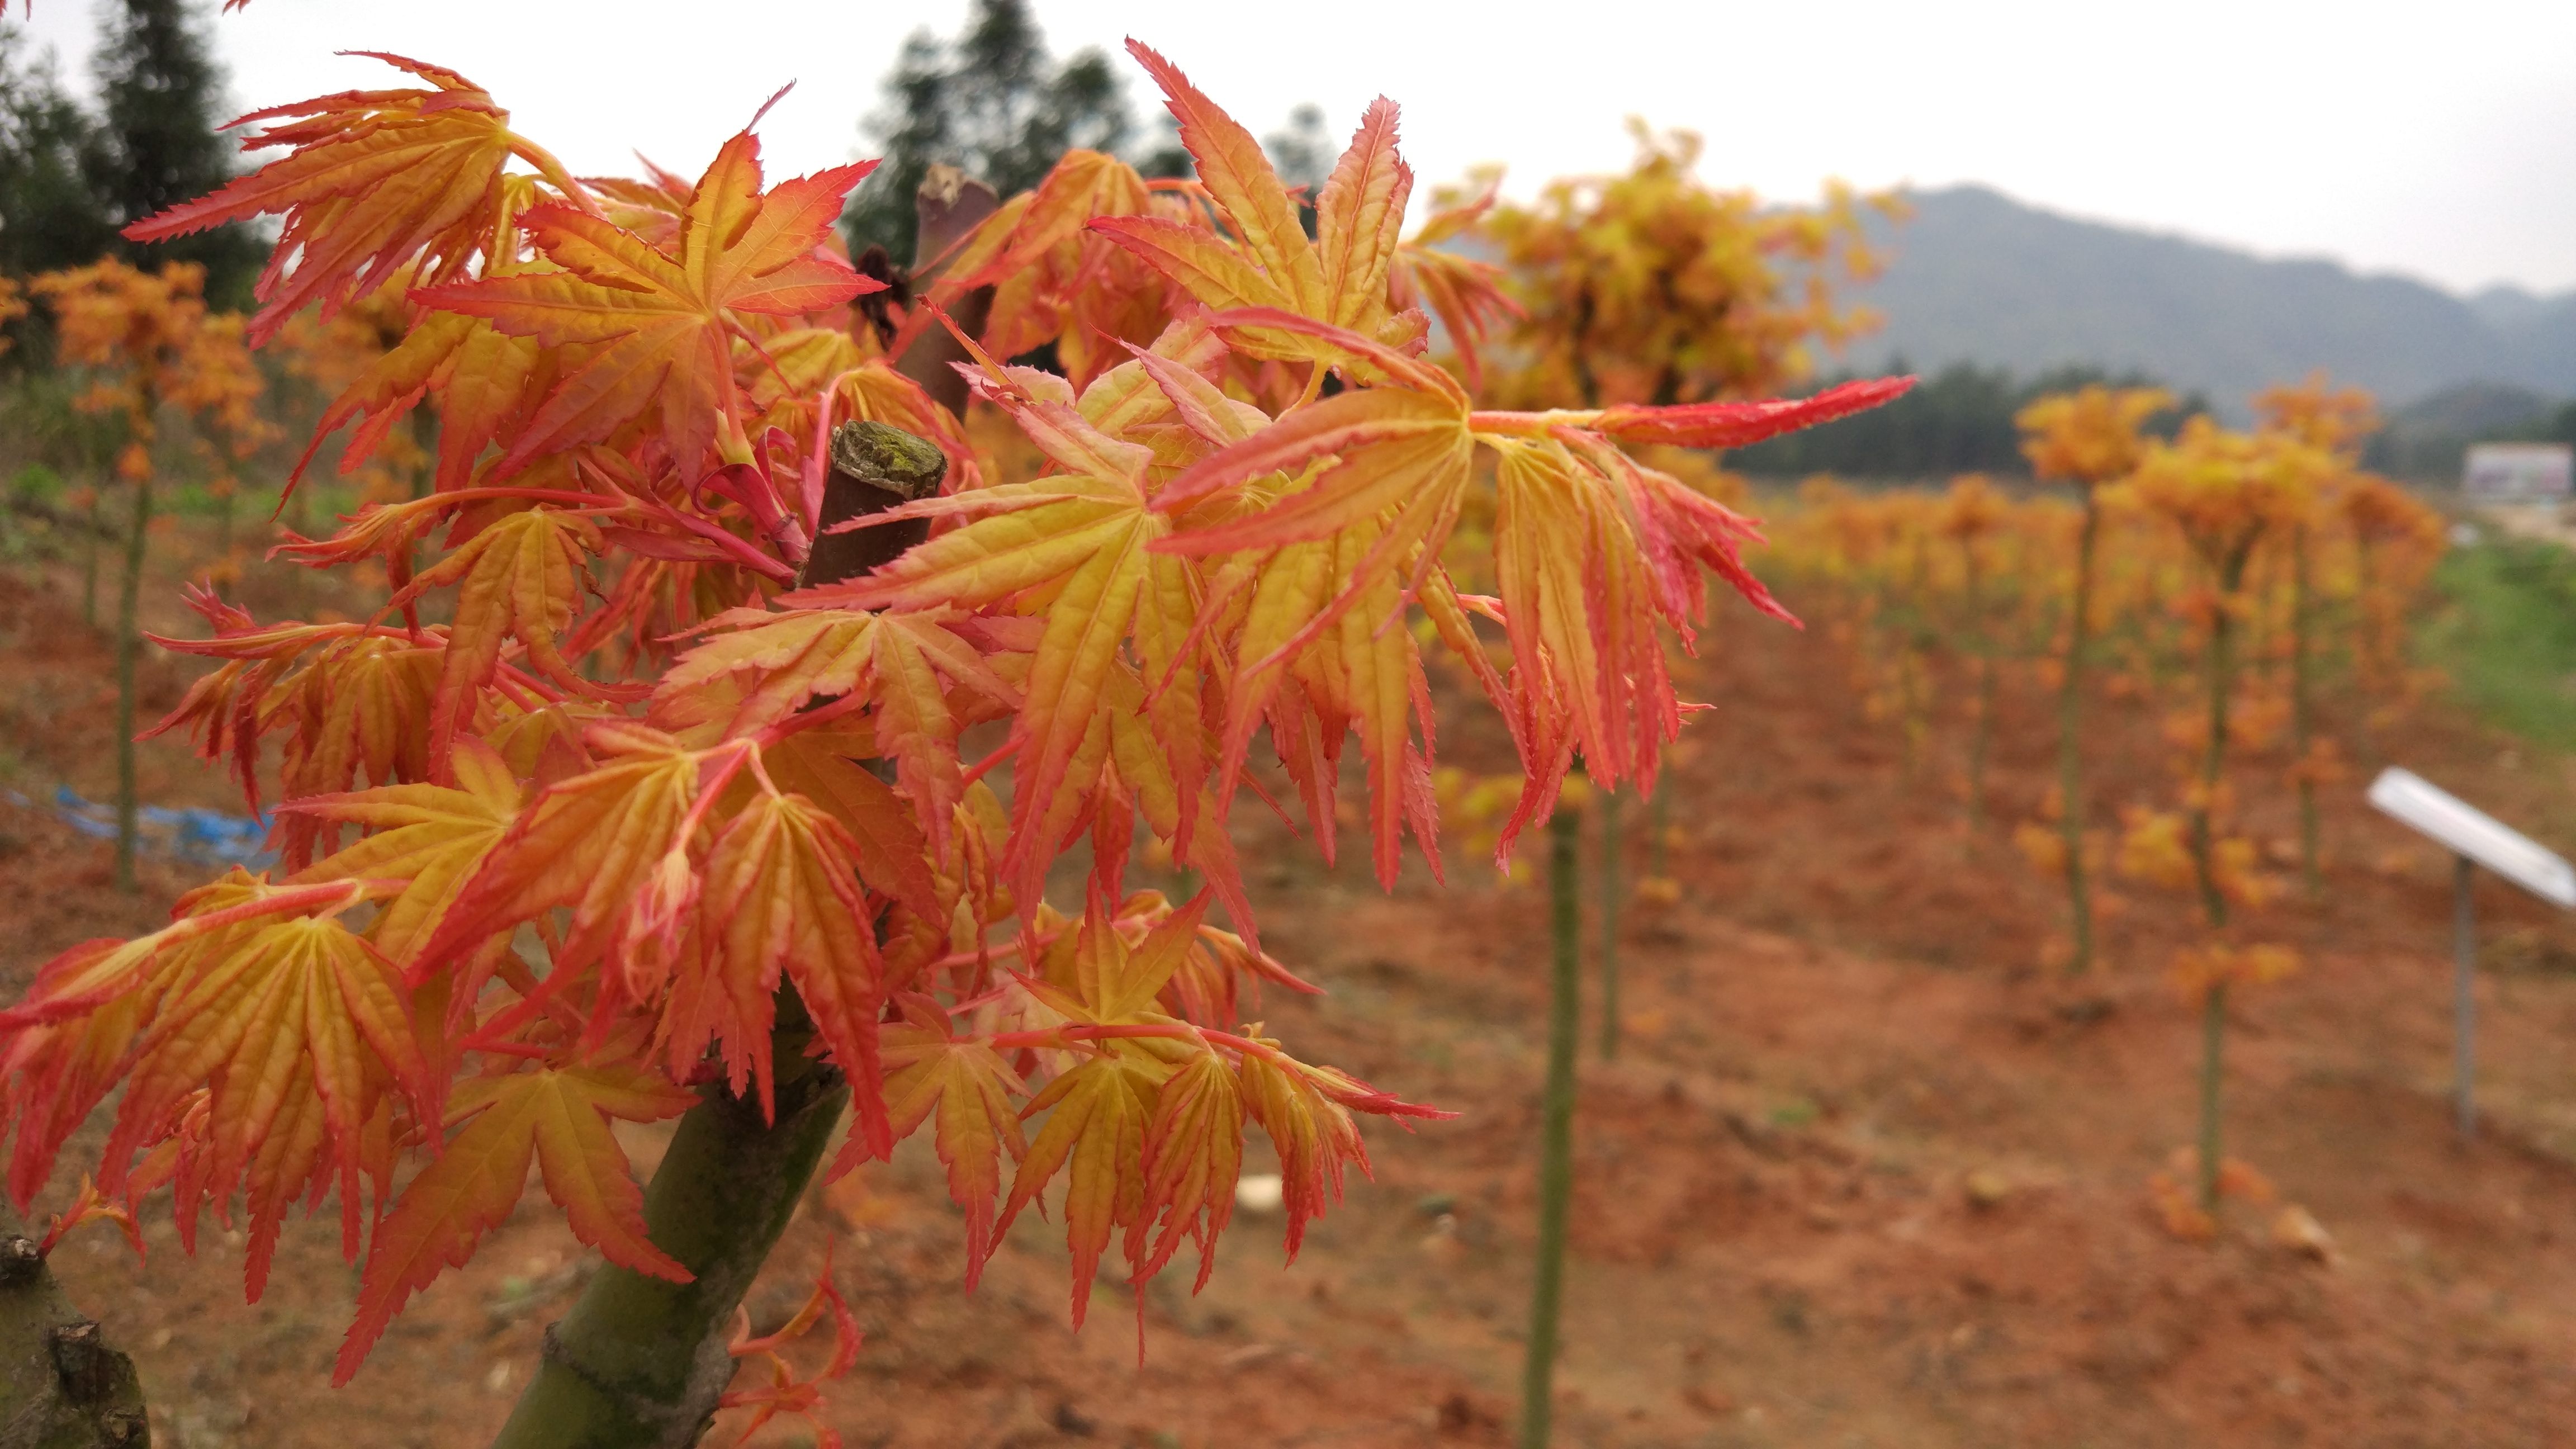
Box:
left=0, top=0, right=258, bottom=313
left=1727, top=358, right=2214, bottom=481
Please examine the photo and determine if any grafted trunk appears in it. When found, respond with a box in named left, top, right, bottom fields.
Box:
left=487, top=1031, right=848, bottom=1449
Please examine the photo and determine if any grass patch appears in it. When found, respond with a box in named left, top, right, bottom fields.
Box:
left=2422, top=536, right=2576, bottom=752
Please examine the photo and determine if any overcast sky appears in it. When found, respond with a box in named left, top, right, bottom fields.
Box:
left=17, top=0, right=2576, bottom=295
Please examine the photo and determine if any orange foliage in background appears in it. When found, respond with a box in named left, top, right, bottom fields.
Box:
left=32, top=259, right=273, bottom=486
left=1479, top=121, right=1896, bottom=410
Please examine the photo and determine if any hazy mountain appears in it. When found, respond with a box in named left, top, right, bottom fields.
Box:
left=1844, top=186, right=2576, bottom=414
left=2468, top=285, right=2564, bottom=333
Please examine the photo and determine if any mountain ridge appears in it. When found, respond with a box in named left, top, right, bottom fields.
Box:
left=1844, top=186, right=2576, bottom=414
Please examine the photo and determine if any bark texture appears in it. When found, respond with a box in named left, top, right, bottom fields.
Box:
left=0, top=1206, right=149, bottom=1449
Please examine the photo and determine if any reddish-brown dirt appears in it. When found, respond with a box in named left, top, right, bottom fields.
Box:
left=7, top=533, right=2576, bottom=1449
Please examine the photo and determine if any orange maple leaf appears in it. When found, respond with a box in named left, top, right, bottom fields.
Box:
left=902, top=147, right=1179, bottom=390
left=0, top=873, right=430, bottom=1296
left=336, top=1060, right=696, bottom=1381
left=285, top=735, right=524, bottom=966
left=670, top=783, right=889, bottom=1148
left=978, top=894, right=1442, bottom=1327
left=292, top=300, right=548, bottom=494
left=146, top=609, right=432, bottom=820
left=416, top=131, right=878, bottom=480
left=719, top=1243, right=861, bottom=1448
left=122, top=55, right=569, bottom=344
left=1093, top=43, right=1424, bottom=371
left=1159, top=307, right=1907, bottom=854
left=416, top=721, right=705, bottom=980
left=804, top=329, right=1244, bottom=920
left=996, top=898, right=1210, bottom=1326
left=652, top=605, right=1014, bottom=855
left=391, top=505, right=604, bottom=769
left=865, top=998, right=1026, bottom=1285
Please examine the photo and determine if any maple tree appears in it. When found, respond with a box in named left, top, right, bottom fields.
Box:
left=2012, top=384, right=2174, bottom=973
left=2116, top=415, right=2329, bottom=1216
left=28, top=257, right=272, bottom=892
left=2251, top=372, right=2379, bottom=895
left=1471, top=127, right=1891, bottom=1104
left=1935, top=473, right=2013, bottom=831
left=0, top=39, right=1906, bottom=1448
left=2336, top=471, right=2447, bottom=759
left=1479, top=122, right=1891, bottom=413
left=1438, top=133, right=1897, bottom=1445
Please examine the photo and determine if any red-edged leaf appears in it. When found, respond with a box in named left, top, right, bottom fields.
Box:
left=1586, top=376, right=1916, bottom=449
left=335, top=1062, right=695, bottom=1381
left=124, top=55, right=521, bottom=345
left=418, top=131, right=877, bottom=477
left=870, top=1003, right=1024, bottom=1285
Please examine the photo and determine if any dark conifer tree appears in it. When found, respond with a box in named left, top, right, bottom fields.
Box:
left=88, top=0, right=261, bottom=305
left=844, top=0, right=1131, bottom=267
left=0, top=22, right=119, bottom=284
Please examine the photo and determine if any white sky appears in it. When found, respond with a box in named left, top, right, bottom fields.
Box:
left=17, top=0, right=2576, bottom=295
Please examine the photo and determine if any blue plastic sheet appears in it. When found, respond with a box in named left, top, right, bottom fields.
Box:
left=6, top=786, right=276, bottom=870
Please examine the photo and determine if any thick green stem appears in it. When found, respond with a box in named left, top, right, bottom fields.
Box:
left=2196, top=981, right=2228, bottom=1210
left=1597, top=789, right=1621, bottom=1062
left=2290, top=524, right=2320, bottom=897
left=112, top=473, right=151, bottom=895
left=490, top=1047, right=848, bottom=1449
left=2056, top=494, right=2102, bottom=972
left=1519, top=803, right=1584, bottom=1449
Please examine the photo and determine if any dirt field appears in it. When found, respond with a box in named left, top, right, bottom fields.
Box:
left=7, top=528, right=2576, bottom=1448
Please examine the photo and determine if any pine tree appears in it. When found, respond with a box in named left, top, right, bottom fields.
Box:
left=88, top=0, right=260, bottom=306
left=843, top=0, right=1130, bottom=266
left=0, top=22, right=119, bottom=285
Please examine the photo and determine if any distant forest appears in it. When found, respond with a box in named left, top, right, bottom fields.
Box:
left=1726, top=361, right=2206, bottom=481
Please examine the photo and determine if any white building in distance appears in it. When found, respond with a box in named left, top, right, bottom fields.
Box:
left=2463, top=443, right=2573, bottom=503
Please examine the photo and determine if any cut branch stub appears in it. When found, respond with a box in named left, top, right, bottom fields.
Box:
left=0, top=1208, right=150, bottom=1449
left=799, top=420, right=945, bottom=588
